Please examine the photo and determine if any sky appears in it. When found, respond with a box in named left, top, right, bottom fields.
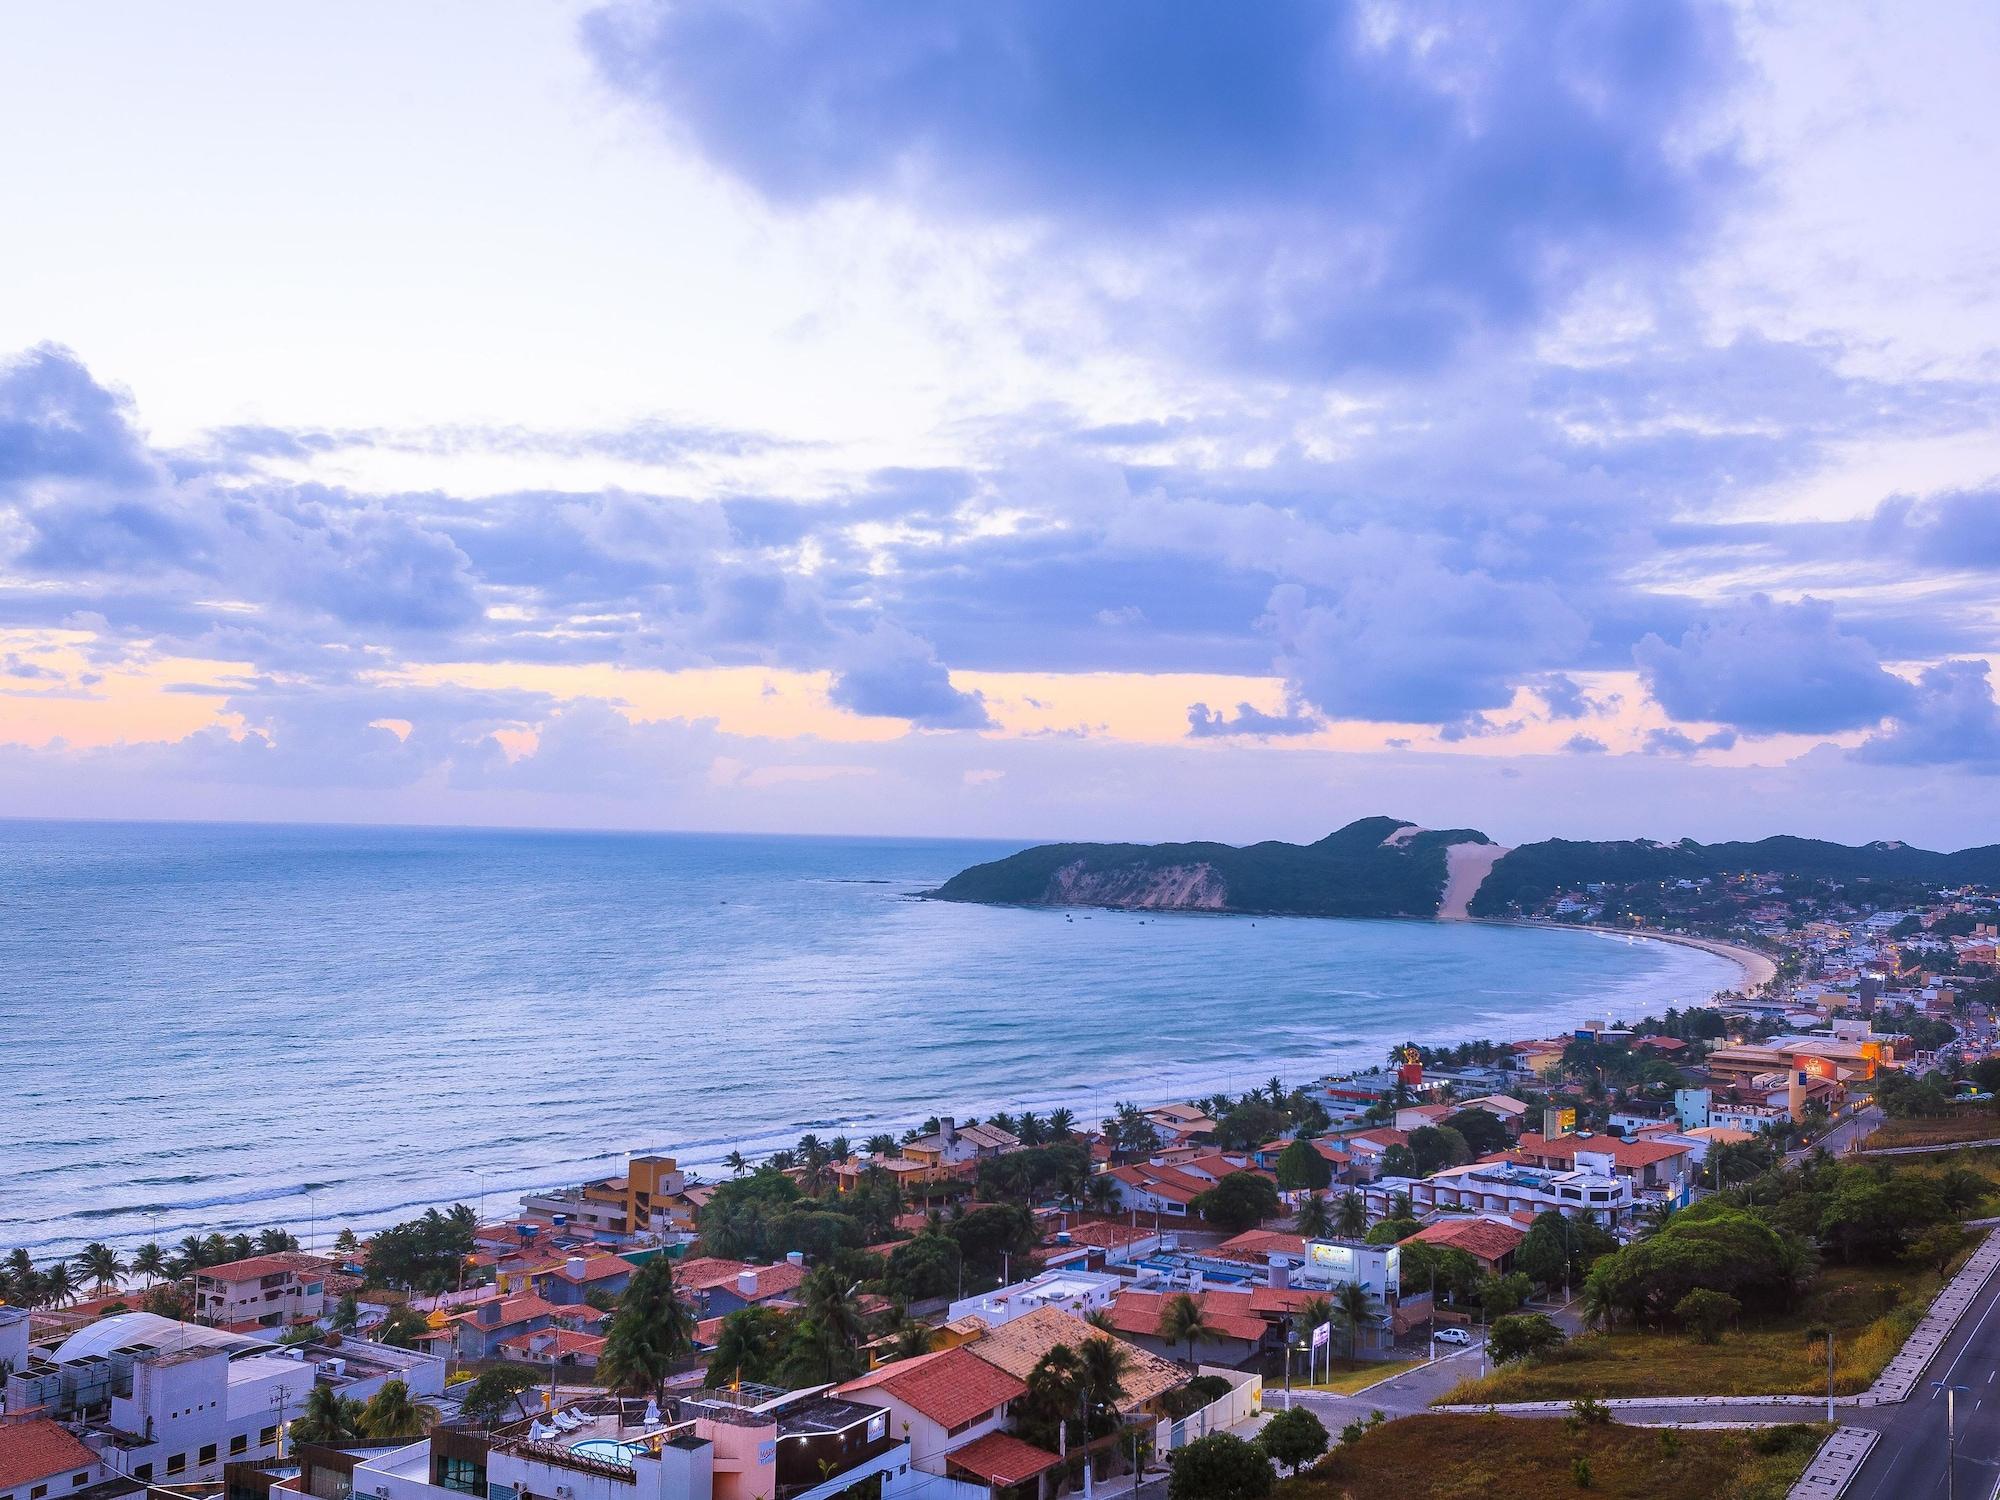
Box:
left=2, top=0, right=1999, bottom=848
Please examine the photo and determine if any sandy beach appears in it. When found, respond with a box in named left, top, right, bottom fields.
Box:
left=1518, top=920, right=1779, bottom=995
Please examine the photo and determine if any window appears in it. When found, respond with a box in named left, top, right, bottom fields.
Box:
left=30, top=1487, right=48, bottom=1500
left=200, top=1445, right=219, bottom=1466
left=231, top=1435, right=249, bottom=1456
left=260, top=1426, right=279, bottom=1448
left=134, top=1466, right=153, bottom=1483
left=72, top=1478, right=90, bottom=1490
left=168, top=1455, right=187, bottom=1476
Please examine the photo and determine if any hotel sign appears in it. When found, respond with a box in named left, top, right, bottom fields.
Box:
left=1308, top=1241, right=1355, bottom=1276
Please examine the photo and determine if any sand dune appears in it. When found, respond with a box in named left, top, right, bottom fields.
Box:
left=1438, top=840, right=1511, bottom=920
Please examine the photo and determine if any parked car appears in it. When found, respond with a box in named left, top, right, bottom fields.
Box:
left=1434, top=1326, right=1473, bottom=1346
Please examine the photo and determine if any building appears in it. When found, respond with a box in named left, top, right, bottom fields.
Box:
left=1402, top=1217, right=1528, bottom=1277
left=1502, top=1132, right=1693, bottom=1203
left=834, top=1348, right=1025, bottom=1475
left=191, top=1254, right=330, bottom=1330
left=1363, top=1160, right=1633, bottom=1225
left=624, top=1156, right=694, bottom=1235
left=959, top=1306, right=1188, bottom=1419
left=0, top=1419, right=121, bottom=1500
left=2, top=1313, right=441, bottom=1488
left=902, top=1118, right=1022, bottom=1174
left=673, top=1257, right=808, bottom=1317
left=523, top=1253, right=637, bottom=1307
left=947, top=1269, right=1121, bottom=1329
left=1102, top=1289, right=1269, bottom=1366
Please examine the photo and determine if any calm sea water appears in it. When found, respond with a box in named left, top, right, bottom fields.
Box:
left=0, top=820, right=1739, bottom=1258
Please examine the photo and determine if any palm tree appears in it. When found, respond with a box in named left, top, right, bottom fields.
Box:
left=177, top=1234, right=210, bottom=1270
left=768, top=1149, right=798, bottom=1173
left=1084, top=1174, right=1119, bottom=1215
left=1018, top=1112, right=1046, bottom=1146
left=1580, top=1275, right=1616, bottom=1330
left=797, top=1133, right=827, bottom=1166
left=828, top=1135, right=853, bottom=1163
left=40, top=1261, right=75, bottom=1308
left=225, top=1233, right=253, bottom=1261
left=357, top=1379, right=436, bottom=1439
left=864, top=1134, right=897, bottom=1158
left=599, top=1257, right=697, bottom=1410
left=1077, top=1335, right=1131, bottom=1433
left=74, top=1242, right=125, bottom=1294
left=291, top=1380, right=363, bottom=1444
left=1389, top=1191, right=1413, bottom=1221
left=1296, top=1294, right=1334, bottom=1341
left=1294, top=1194, right=1334, bottom=1239
left=1158, top=1293, right=1218, bottom=1367
left=724, top=1150, right=748, bottom=1177
left=1047, top=1107, right=1077, bottom=1141
left=1334, top=1190, right=1368, bottom=1239
left=988, top=1112, right=1018, bottom=1138
left=1266, top=1076, right=1286, bottom=1106
left=130, top=1243, right=167, bottom=1284
left=794, top=1266, right=867, bottom=1382
left=257, top=1228, right=298, bottom=1253
left=1333, top=1279, right=1374, bottom=1359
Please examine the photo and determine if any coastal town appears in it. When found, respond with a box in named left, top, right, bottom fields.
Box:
left=5, top=867, right=2000, bottom=1500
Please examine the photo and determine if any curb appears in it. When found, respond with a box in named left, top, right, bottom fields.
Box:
left=1788, top=1426, right=1878, bottom=1500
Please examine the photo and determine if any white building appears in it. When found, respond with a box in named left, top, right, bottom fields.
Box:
left=947, top=1269, right=1122, bottom=1328
left=1363, top=1161, right=1633, bottom=1225
left=2, top=1313, right=442, bottom=1488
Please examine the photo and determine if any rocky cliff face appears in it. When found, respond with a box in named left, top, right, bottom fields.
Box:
left=1047, top=858, right=1229, bottom=909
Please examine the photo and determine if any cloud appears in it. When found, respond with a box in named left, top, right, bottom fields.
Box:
left=826, top=622, right=992, bottom=729
left=0, top=344, right=157, bottom=489
left=1853, top=660, right=2000, bottom=772
left=1562, top=734, right=1609, bottom=755
left=1536, top=673, right=1604, bottom=721
left=1186, top=699, right=1323, bottom=739
left=1266, top=561, right=1589, bottom=723
left=585, top=0, right=1743, bottom=375
left=1642, top=726, right=1739, bottom=756
left=1632, top=595, right=1913, bottom=735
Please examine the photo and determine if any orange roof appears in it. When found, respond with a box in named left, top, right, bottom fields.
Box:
left=1246, top=1285, right=1323, bottom=1318
left=1105, top=1288, right=1267, bottom=1343
left=0, top=1420, right=97, bottom=1491
left=1511, top=1132, right=1690, bottom=1169
left=946, top=1432, right=1066, bottom=1487
left=194, top=1254, right=311, bottom=1283
left=839, top=1347, right=1027, bottom=1428
left=1213, top=1228, right=1305, bottom=1263
left=1044, top=1219, right=1156, bottom=1250
left=545, top=1254, right=637, bottom=1284
left=1346, top=1128, right=1409, bottom=1150
left=1406, top=1217, right=1529, bottom=1263
left=1105, top=1163, right=1209, bottom=1203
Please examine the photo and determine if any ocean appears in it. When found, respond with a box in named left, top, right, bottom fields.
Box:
left=0, top=819, right=1740, bottom=1259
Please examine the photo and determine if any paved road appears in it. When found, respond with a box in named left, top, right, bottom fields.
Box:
left=1795, top=1105, right=1883, bottom=1161
left=1845, top=1251, right=2000, bottom=1500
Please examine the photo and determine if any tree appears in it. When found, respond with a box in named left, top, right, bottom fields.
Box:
left=1275, top=1139, right=1333, bottom=1193
left=724, top=1150, right=749, bottom=1177
left=331, top=1292, right=360, bottom=1332
left=947, top=1204, right=1038, bottom=1281
left=704, top=1307, right=789, bottom=1387
left=333, top=1228, right=359, bottom=1253
left=357, top=1379, right=436, bottom=1439
left=1160, top=1293, right=1218, bottom=1366
left=1443, top=1108, right=1512, bottom=1156
left=1047, top=1107, right=1077, bottom=1140
left=599, top=1256, right=696, bottom=1407
left=1408, top=1125, right=1472, bottom=1176
left=40, top=1261, right=74, bottom=1308
left=1908, top=1224, right=1970, bottom=1276
left=1364, top=1218, right=1419, bottom=1245
left=1257, top=1405, right=1329, bottom=1475
left=291, top=1381, right=364, bottom=1445
left=1294, top=1193, right=1334, bottom=1240
left=1331, top=1279, right=1376, bottom=1358
left=130, top=1243, right=167, bottom=1283
left=1334, top=1190, right=1368, bottom=1238
left=73, top=1243, right=124, bottom=1294
left=1380, top=1145, right=1419, bottom=1179
left=1673, top=1288, right=1740, bottom=1344
left=376, top=1305, right=429, bottom=1348
left=1488, top=1312, right=1566, bottom=1362
left=782, top=1266, right=866, bottom=1385
left=1191, top=1173, right=1281, bottom=1233
left=1213, top=1098, right=1288, bottom=1152
left=1479, top=1272, right=1532, bottom=1321
left=457, top=1368, right=538, bottom=1426
left=364, top=1205, right=477, bottom=1292
left=1076, top=1335, right=1130, bottom=1433
left=1168, top=1433, right=1274, bottom=1500
left=885, top=1233, right=962, bottom=1301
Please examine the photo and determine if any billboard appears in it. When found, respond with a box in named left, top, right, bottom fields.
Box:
left=1308, top=1241, right=1355, bottom=1276
left=1310, top=1321, right=1331, bottom=1350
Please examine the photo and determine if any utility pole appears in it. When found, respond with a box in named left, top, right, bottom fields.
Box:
left=1936, top=1381, right=1970, bottom=1500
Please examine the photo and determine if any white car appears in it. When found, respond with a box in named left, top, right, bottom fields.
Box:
left=1433, top=1327, right=1473, bottom=1346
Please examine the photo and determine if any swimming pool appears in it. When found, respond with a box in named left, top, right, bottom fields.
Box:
left=569, top=1439, right=642, bottom=1465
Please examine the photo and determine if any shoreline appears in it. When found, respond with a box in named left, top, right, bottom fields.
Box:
left=22, top=917, right=1748, bottom=1261
left=1508, top=918, right=1779, bottom=995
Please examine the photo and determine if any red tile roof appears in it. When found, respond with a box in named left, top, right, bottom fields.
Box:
left=1510, top=1132, right=1690, bottom=1170
left=946, top=1432, right=1066, bottom=1487
left=1406, top=1217, right=1529, bottom=1264
left=1105, top=1289, right=1268, bottom=1343
left=1212, top=1229, right=1305, bottom=1263
left=0, top=1420, right=97, bottom=1491
left=1043, top=1219, right=1156, bottom=1250
left=839, top=1347, right=1027, bottom=1428
left=194, top=1254, right=311, bottom=1283
left=544, top=1254, right=637, bottom=1284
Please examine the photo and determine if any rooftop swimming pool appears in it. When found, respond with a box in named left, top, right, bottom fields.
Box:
left=569, top=1439, right=642, bottom=1465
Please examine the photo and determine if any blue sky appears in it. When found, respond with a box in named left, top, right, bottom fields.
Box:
left=2, top=0, right=1999, bottom=846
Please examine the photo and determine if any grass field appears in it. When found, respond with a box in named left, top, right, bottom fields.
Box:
left=1438, top=1260, right=1942, bottom=1403
left=1295, top=1356, right=1429, bottom=1394
left=1869, top=1113, right=2000, bottom=1149
left=1282, top=1413, right=1825, bottom=1500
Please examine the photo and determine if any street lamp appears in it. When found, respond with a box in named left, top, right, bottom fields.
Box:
left=1809, top=1327, right=1836, bottom=1423
left=1935, top=1381, right=1971, bottom=1500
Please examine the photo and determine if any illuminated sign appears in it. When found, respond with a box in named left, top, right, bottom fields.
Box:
left=1308, top=1241, right=1354, bottom=1276
left=866, top=1415, right=886, bottom=1443
left=1310, top=1321, right=1331, bottom=1350
left=1556, top=1107, right=1577, bottom=1132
